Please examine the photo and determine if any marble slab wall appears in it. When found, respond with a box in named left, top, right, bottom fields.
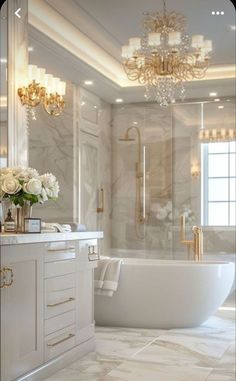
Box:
left=111, top=101, right=235, bottom=258
left=28, top=81, right=74, bottom=222
left=111, top=103, right=173, bottom=255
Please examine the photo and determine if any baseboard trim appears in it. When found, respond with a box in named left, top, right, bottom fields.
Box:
left=15, top=337, right=95, bottom=381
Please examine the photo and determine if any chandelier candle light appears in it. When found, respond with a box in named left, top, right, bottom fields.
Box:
left=122, top=0, right=212, bottom=106
left=18, top=65, right=66, bottom=116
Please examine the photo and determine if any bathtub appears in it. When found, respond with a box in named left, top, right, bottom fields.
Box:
left=94, top=259, right=235, bottom=329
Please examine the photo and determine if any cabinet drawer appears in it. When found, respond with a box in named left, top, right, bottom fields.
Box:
left=47, top=242, right=75, bottom=252
left=45, top=273, right=76, bottom=293
left=45, top=325, right=76, bottom=361
left=45, top=249, right=76, bottom=263
left=45, top=288, right=76, bottom=319
left=45, top=259, right=75, bottom=279
left=45, top=310, right=76, bottom=336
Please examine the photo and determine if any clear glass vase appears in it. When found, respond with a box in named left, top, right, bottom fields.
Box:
left=16, top=202, right=33, bottom=233
left=1, top=199, right=32, bottom=233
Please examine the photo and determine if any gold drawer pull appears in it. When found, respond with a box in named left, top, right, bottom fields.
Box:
left=47, top=297, right=75, bottom=307
left=0, top=267, right=14, bottom=288
left=47, top=333, right=75, bottom=348
left=48, top=247, right=75, bottom=252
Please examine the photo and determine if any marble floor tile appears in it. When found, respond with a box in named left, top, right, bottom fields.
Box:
left=133, top=333, right=231, bottom=368
left=206, top=368, right=236, bottom=381
left=42, top=367, right=101, bottom=381
left=68, top=351, right=122, bottom=376
left=95, top=326, right=165, bottom=359
left=101, top=359, right=213, bottom=381
left=213, top=342, right=236, bottom=371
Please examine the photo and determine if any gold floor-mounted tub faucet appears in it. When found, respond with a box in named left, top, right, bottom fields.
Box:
left=180, top=215, right=203, bottom=261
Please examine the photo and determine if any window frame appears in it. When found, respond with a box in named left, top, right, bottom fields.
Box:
left=202, top=141, right=236, bottom=227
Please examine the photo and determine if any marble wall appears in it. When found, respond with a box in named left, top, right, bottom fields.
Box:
left=29, top=84, right=112, bottom=258
left=111, top=100, right=235, bottom=258
left=29, top=81, right=74, bottom=222
left=111, top=103, right=173, bottom=256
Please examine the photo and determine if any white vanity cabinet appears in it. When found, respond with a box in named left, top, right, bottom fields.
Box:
left=0, top=244, right=44, bottom=381
left=0, top=232, right=103, bottom=381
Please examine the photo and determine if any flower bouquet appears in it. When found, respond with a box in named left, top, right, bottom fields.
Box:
left=0, top=166, right=59, bottom=232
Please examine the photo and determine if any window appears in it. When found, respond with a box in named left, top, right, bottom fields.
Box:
left=202, top=141, right=236, bottom=226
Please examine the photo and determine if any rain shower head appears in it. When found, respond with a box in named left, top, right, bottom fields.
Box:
left=118, top=130, right=136, bottom=142
left=118, top=137, right=135, bottom=142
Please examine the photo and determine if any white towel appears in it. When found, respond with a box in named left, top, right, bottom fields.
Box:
left=94, top=257, right=122, bottom=297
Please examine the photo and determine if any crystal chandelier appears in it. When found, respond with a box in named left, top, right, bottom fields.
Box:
left=121, top=0, right=212, bottom=107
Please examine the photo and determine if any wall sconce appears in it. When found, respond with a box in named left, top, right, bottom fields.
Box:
left=18, top=65, right=66, bottom=116
left=191, top=164, right=200, bottom=178
left=199, top=128, right=236, bottom=142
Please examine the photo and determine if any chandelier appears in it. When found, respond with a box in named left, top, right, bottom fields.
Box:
left=121, top=0, right=212, bottom=107
left=18, top=65, right=66, bottom=116
left=199, top=128, right=236, bottom=142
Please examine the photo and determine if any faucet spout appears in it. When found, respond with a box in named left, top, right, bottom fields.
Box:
left=180, top=215, right=203, bottom=261
left=192, top=226, right=203, bottom=261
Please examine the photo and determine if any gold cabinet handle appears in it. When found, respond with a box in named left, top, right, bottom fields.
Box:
left=97, top=188, right=104, bottom=213
left=47, top=333, right=75, bottom=348
left=0, top=267, right=14, bottom=289
left=47, top=246, right=75, bottom=252
left=88, top=245, right=100, bottom=261
left=47, top=297, right=75, bottom=307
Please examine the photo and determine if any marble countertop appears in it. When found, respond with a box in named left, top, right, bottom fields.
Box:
left=0, top=231, right=103, bottom=245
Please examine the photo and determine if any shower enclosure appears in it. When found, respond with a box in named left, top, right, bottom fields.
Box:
left=111, top=99, right=235, bottom=260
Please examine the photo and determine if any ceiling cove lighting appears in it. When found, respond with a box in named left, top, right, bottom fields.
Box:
left=209, top=92, right=217, bottom=97
left=122, top=0, right=212, bottom=107
left=84, top=80, right=94, bottom=85
left=18, top=65, right=66, bottom=116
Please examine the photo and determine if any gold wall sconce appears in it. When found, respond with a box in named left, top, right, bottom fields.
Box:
left=199, top=128, right=236, bottom=142
left=18, top=65, right=66, bottom=116
left=191, top=163, right=200, bottom=178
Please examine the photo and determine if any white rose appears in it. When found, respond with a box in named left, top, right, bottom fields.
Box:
left=1, top=175, right=22, bottom=194
left=45, top=181, right=60, bottom=198
left=40, top=187, right=48, bottom=202
left=23, top=178, right=42, bottom=195
left=41, top=173, right=57, bottom=189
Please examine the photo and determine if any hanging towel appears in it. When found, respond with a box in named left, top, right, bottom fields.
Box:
left=94, top=257, right=122, bottom=297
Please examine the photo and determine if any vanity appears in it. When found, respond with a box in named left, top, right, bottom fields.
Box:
left=0, top=231, right=103, bottom=381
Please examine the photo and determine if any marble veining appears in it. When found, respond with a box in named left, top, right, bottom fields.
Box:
left=43, top=293, right=235, bottom=381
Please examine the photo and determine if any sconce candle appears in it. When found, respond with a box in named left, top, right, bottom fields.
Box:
left=18, top=65, right=66, bottom=116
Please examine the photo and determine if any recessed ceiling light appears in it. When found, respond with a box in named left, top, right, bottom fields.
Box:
left=133, top=121, right=138, bottom=125
left=220, top=11, right=224, bottom=15
left=230, top=25, right=236, bottom=31
left=218, top=105, right=224, bottom=109
left=115, top=98, right=123, bottom=103
left=84, top=80, right=93, bottom=85
left=214, top=98, right=220, bottom=102
left=28, top=46, right=34, bottom=52
left=209, top=92, right=217, bottom=97
left=0, top=58, right=7, bottom=63
left=226, top=99, right=231, bottom=102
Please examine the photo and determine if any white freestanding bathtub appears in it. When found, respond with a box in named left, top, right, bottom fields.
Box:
left=94, top=259, right=235, bottom=329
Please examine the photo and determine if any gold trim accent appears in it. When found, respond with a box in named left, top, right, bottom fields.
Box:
left=97, top=188, right=104, bottom=213
left=47, top=333, right=75, bottom=348
left=88, top=245, right=100, bottom=261
left=0, top=267, right=14, bottom=288
left=47, top=297, right=75, bottom=307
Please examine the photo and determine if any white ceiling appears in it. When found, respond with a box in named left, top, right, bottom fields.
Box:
left=60, top=0, right=235, bottom=65
left=29, top=0, right=236, bottom=103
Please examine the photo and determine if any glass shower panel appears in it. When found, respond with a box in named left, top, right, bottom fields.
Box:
left=111, top=103, right=173, bottom=259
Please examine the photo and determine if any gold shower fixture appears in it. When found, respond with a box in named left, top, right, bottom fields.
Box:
left=18, top=65, right=66, bottom=116
left=119, top=127, right=146, bottom=233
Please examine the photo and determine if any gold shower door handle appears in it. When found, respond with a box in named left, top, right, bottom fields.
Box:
left=97, top=188, right=104, bottom=213
left=0, top=267, right=14, bottom=288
